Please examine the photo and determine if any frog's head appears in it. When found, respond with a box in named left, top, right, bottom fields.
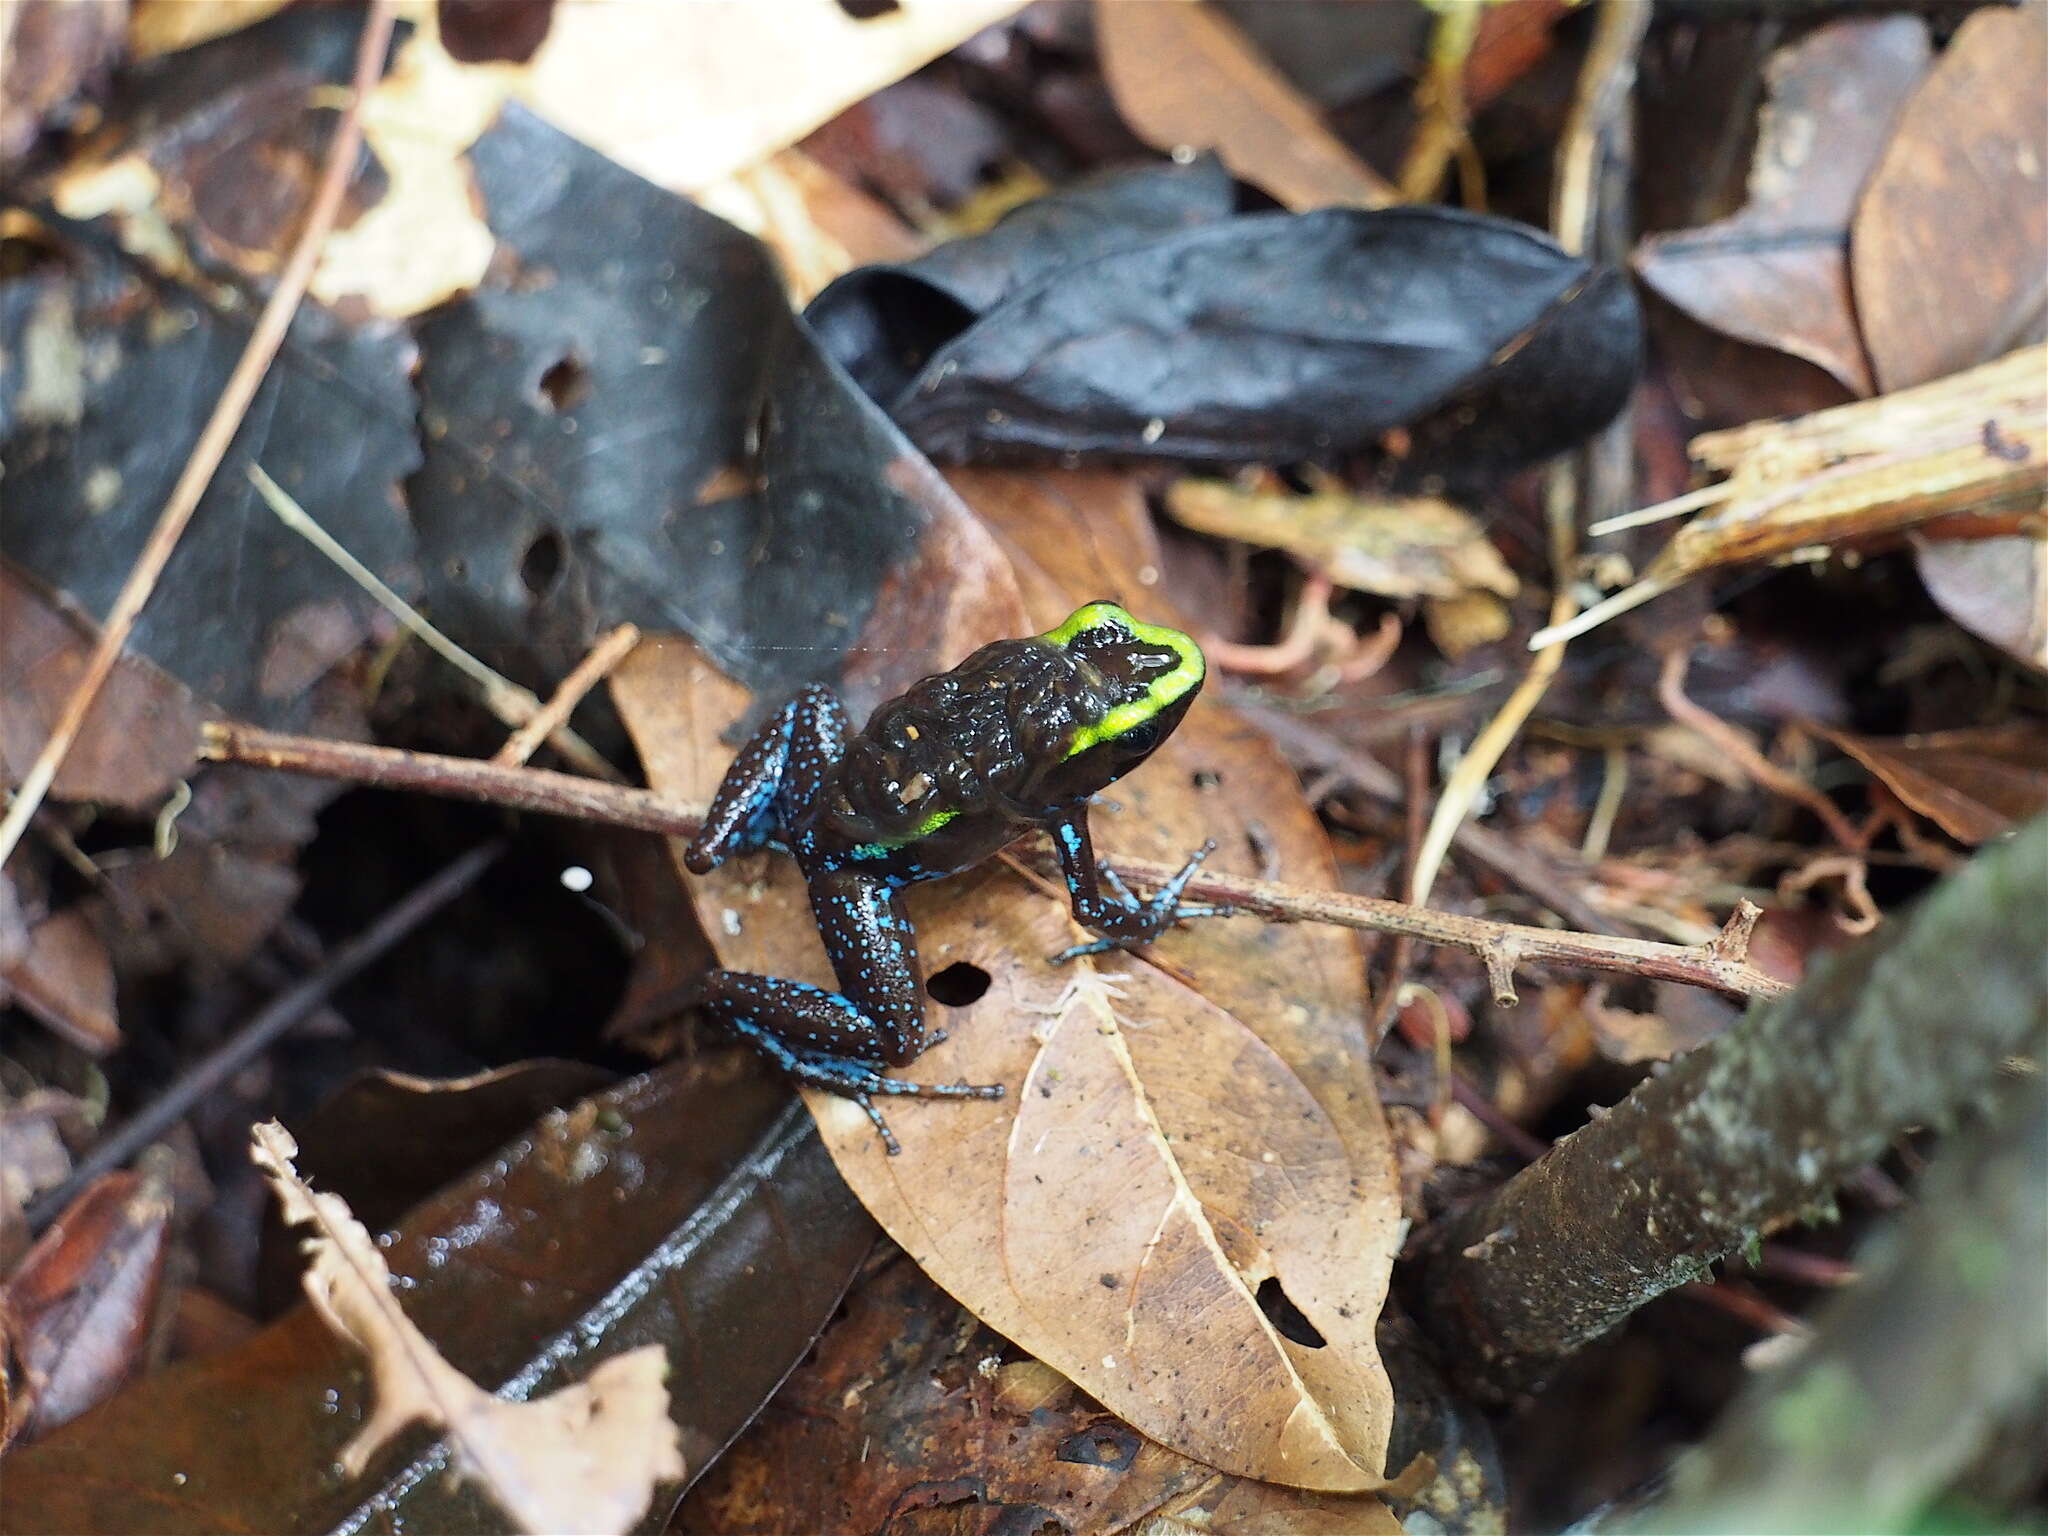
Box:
left=1030, top=600, right=1205, bottom=801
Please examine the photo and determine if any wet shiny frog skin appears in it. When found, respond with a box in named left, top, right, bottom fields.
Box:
left=683, top=601, right=1229, bottom=1153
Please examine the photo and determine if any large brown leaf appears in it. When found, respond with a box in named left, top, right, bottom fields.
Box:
left=1634, top=16, right=1930, bottom=396
left=613, top=471, right=1401, bottom=1489
left=1851, top=6, right=2048, bottom=391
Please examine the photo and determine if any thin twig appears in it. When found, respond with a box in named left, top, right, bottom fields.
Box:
left=24, top=841, right=500, bottom=1235
left=197, top=722, right=1793, bottom=1002
left=247, top=463, right=623, bottom=783
left=1228, top=698, right=1626, bottom=936
left=201, top=722, right=691, bottom=835
left=493, top=624, right=641, bottom=768
left=0, top=2, right=397, bottom=870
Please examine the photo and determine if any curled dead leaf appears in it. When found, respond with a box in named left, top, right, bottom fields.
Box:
left=251, top=1121, right=685, bottom=1536
left=1165, top=480, right=1520, bottom=602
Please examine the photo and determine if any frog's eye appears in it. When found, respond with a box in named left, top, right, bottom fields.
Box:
left=1112, top=716, right=1163, bottom=756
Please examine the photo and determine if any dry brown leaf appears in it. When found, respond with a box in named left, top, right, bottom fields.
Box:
left=3, top=909, right=118, bottom=1056
left=487, top=0, right=1023, bottom=195
left=1913, top=532, right=2048, bottom=675
left=1816, top=723, right=2048, bottom=844
left=614, top=633, right=1398, bottom=1490
left=1634, top=16, right=1930, bottom=396
left=0, top=1163, right=171, bottom=1444
left=0, top=566, right=204, bottom=811
left=1165, top=480, right=1520, bottom=602
left=1423, top=590, right=1513, bottom=659
left=250, top=1121, right=685, bottom=1535
left=1851, top=6, right=2048, bottom=392
left=308, top=12, right=502, bottom=318
left=1096, top=0, right=1394, bottom=211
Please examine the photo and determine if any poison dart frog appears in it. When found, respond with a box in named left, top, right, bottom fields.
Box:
left=683, top=601, right=1230, bottom=1153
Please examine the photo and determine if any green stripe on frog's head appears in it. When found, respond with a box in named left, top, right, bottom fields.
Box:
left=1041, top=601, right=1206, bottom=759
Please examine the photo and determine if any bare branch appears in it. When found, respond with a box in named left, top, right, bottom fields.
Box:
left=199, top=723, right=1794, bottom=1002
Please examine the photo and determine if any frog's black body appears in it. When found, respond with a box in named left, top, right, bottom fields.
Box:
left=684, top=602, right=1223, bottom=1152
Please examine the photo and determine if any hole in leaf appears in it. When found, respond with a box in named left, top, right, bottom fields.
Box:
left=1191, top=769, right=1222, bottom=790
left=1056, top=1419, right=1137, bottom=1470
left=1256, top=1276, right=1327, bottom=1348
left=537, top=354, right=590, bottom=411
left=519, top=527, right=565, bottom=599
left=926, top=961, right=991, bottom=1007
left=835, top=0, right=901, bottom=16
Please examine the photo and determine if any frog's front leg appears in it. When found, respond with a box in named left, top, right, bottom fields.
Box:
left=684, top=683, right=847, bottom=874
left=1045, top=804, right=1234, bottom=963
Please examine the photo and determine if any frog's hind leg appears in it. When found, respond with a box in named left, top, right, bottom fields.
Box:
left=686, top=684, right=847, bottom=873
left=696, top=974, right=1003, bottom=1155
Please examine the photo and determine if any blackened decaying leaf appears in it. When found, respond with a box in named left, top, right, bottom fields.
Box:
left=0, top=1069, right=875, bottom=1535
left=0, top=239, right=419, bottom=722
left=808, top=157, right=1640, bottom=478
left=407, top=104, right=987, bottom=702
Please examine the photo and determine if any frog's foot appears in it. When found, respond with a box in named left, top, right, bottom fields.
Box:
left=727, top=1019, right=1003, bottom=1155
left=1052, top=839, right=1237, bottom=963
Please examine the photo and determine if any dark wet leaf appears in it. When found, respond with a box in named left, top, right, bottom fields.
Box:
left=0, top=239, right=418, bottom=722
left=406, top=103, right=998, bottom=702
left=437, top=0, right=556, bottom=65
left=808, top=159, right=1640, bottom=477
left=254, top=1059, right=616, bottom=1311
left=0, top=1066, right=874, bottom=1535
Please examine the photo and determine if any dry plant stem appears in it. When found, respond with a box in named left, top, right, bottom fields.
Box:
left=1370, top=726, right=1431, bottom=1046
left=1657, top=648, right=1865, bottom=849
left=1231, top=699, right=1625, bottom=937
left=197, top=723, right=1792, bottom=1002
left=0, top=2, right=397, bottom=871
left=23, top=841, right=499, bottom=1236
left=493, top=625, right=641, bottom=768
left=1407, top=0, right=1646, bottom=905
left=1415, top=816, right=2048, bottom=1401
left=246, top=464, right=623, bottom=783
left=201, top=723, right=693, bottom=836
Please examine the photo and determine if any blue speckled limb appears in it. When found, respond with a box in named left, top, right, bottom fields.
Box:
left=685, top=685, right=1002, bottom=1153
left=681, top=604, right=1218, bottom=1152
left=1045, top=805, right=1235, bottom=964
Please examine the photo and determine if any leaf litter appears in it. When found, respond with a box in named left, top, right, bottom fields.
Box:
left=250, top=1120, right=685, bottom=1536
